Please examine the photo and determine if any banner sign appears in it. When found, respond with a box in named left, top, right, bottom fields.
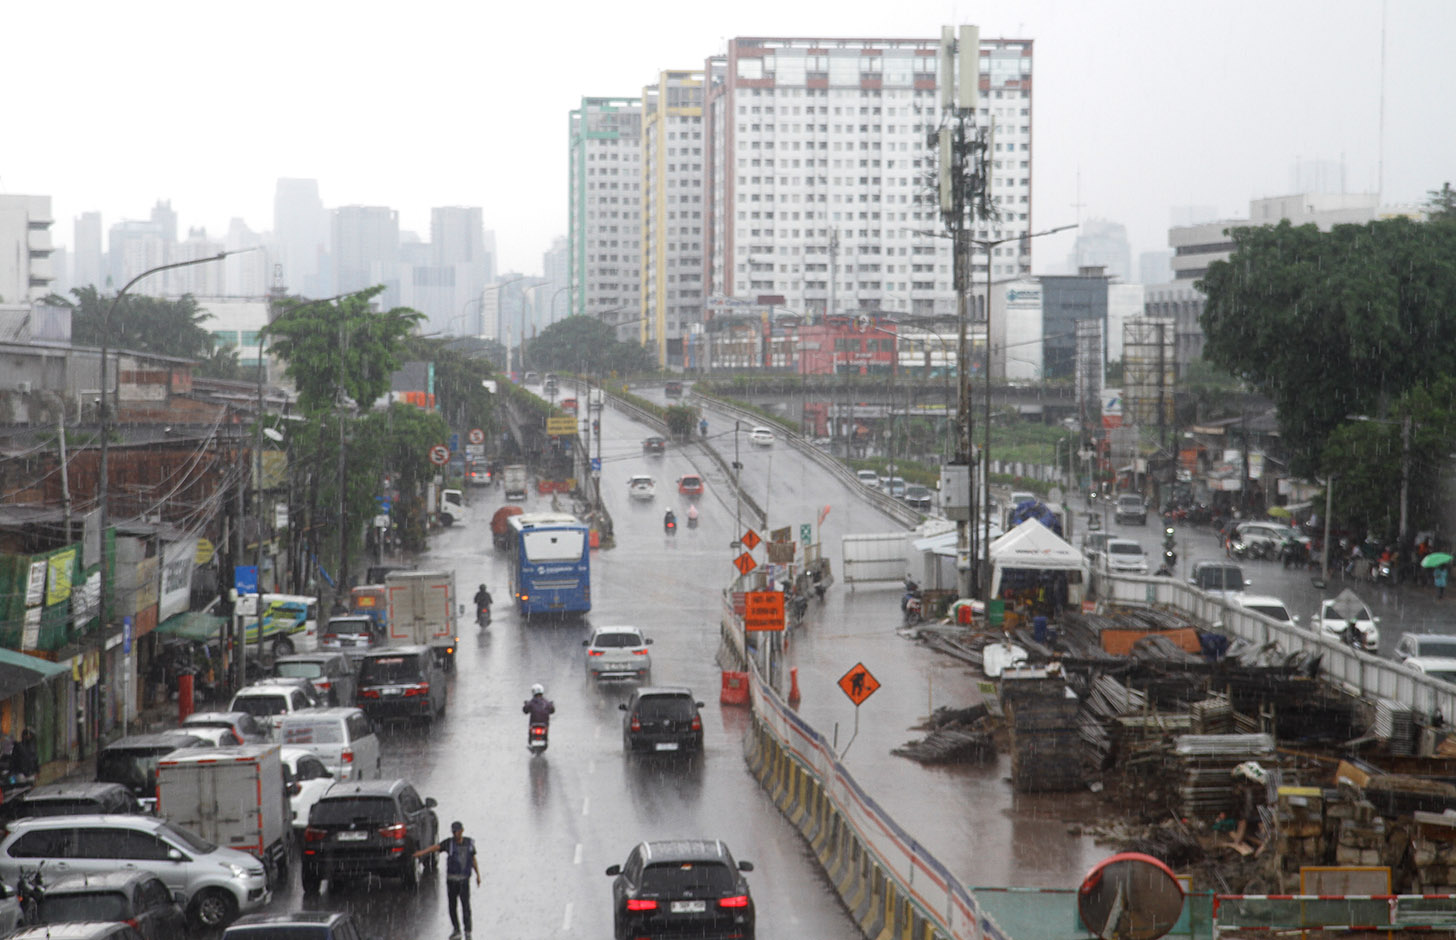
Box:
left=160, top=537, right=199, bottom=623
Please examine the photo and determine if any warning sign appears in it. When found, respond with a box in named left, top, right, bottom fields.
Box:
left=546, top=417, right=578, bottom=436
left=733, top=552, right=758, bottom=576
left=766, top=542, right=797, bottom=564
left=744, top=591, right=784, bottom=632
left=741, top=528, right=761, bottom=550
left=838, top=663, right=880, bottom=706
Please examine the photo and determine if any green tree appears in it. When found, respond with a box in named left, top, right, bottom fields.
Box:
left=527, top=315, right=656, bottom=375
left=1427, top=182, right=1456, bottom=223
left=1200, top=218, right=1456, bottom=475
left=52, top=286, right=234, bottom=364
left=400, top=336, right=498, bottom=437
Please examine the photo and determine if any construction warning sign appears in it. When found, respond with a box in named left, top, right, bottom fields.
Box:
left=838, top=663, right=880, bottom=706
left=733, top=552, right=758, bottom=576
left=740, top=528, right=761, bottom=550
left=743, top=591, right=785, bottom=632
left=546, top=417, right=578, bottom=436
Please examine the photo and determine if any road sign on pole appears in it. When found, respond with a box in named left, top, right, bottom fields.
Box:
left=733, top=552, right=758, bottom=576
left=741, top=529, right=762, bottom=550
left=838, top=663, right=880, bottom=706
left=468, top=428, right=485, bottom=445
left=448, top=433, right=460, bottom=453
left=744, top=591, right=785, bottom=632
left=799, top=524, right=812, bottom=545
left=429, top=444, right=449, bottom=465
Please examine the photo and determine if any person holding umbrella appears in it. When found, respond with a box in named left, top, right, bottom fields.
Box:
left=1422, top=551, right=1454, bottom=599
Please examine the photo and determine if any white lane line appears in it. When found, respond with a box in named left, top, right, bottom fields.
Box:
left=581, top=796, right=591, bottom=816
left=562, top=902, right=573, bottom=932
left=573, top=842, right=583, bottom=865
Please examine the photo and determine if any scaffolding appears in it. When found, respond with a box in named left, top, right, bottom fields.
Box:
left=1123, top=316, right=1177, bottom=449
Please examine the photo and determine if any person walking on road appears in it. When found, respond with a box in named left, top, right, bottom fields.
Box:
left=414, top=821, right=481, bottom=938
left=1436, top=564, right=1449, bottom=600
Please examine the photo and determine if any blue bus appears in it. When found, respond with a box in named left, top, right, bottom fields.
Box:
left=507, top=512, right=591, bottom=617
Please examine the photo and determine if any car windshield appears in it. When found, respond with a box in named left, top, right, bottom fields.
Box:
left=1110, top=543, right=1144, bottom=555
left=636, top=696, right=695, bottom=720
left=13, top=798, right=108, bottom=818
left=329, top=619, right=372, bottom=636
left=275, top=662, right=324, bottom=679
left=40, top=892, right=129, bottom=922
left=1416, top=639, right=1456, bottom=658
left=160, top=821, right=217, bottom=854
left=641, top=861, right=736, bottom=894
left=360, top=656, right=425, bottom=684
left=1244, top=604, right=1290, bottom=621
left=1118, top=497, right=1141, bottom=507
left=593, top=633, right=642, bottom=649
left=1326, top=604, right=1372, bottom=621
left=1199, top=568, right=1243, bottom=589
left=282, top=722, right=344, bottom=745
left=97, top=750, right=170, bottom=792
left=311, top=796, right=397, bottom=825
left=681, top=477, right=701, bottom=486
left=1427, top=671, right=1456, bottom=683
left=231, top=694, right=289, bottom=717
left=522, top=530, right=585, bottom=562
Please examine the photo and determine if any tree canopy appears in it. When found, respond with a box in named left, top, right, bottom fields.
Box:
left=1199, top=217, right=1456, bottom=475
left=1427, top=183, right=1456, bottom=223
left=51, top=286, right=241, bottom=379
left=525, top=315, right=657, bottom=376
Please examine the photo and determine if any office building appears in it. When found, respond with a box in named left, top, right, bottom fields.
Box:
left=1138, top=250, right=1172, bottom=286
left=541, top=236, right=570, bottom=324
left=107, top=216, right=168, bottom=290
left=273, top=179, right=330, bottom=297
left=0, top=195, right=55, bottom=305
left=166, top=227, right=226, bottom=296
left=703, top=35, right=1034, bottom=321
left=73, top=211, right=104, bottom=290
left=568, top=97, right=643, bottom=339
left=640, top=69, right=706, bottom=366
left=1070, top=219, right=1131, bottom=283
left=332, top=206, right=400, bottom=301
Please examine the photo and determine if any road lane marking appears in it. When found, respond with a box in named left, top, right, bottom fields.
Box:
left=582, top=796, right=590, bottom=816
left=573, top=842, right=582, bottom=865
left=562, top=902, right=573, bottom=932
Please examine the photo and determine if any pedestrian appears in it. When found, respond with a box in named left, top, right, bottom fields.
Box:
left=11, top=729, right=38, bottom=780
left=1436, top=564, right=1449, bottom=600
left=414, top=820, right=481, bottom=938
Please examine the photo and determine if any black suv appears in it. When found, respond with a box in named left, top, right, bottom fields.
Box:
left=301, top=779, right=439, bottom=892
left=606, top=839, right=755, bottom=940
left=620, top=687, right=704, bottom=755
left=0, top=782, right=142, bottom=827
left=38, top=871, right=187, bottom=940
left=354, top=646, right=446, bottom=725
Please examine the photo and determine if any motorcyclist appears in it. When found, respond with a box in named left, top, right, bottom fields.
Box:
left=664, top=509, right=677, bottom=530
left=523, top=684, right=555, bottom=726
left=473, top=583, right=492, bottom=621
left=687, top=504, right=699, bottom=524
left=699, top=418, right=708, bottom=437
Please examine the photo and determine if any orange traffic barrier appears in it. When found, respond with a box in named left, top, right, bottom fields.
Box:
left=721, top=670, right=749, bottom=705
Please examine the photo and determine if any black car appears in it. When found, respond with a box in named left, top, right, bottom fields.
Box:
left=642, top=436, right=667, bottom=455
left=96, top=732, right=211, bottom=800
left=606, top=839, right=755, bottom=940
left=301, top=779, right=439, bottom=892
left=354, top=646, right=446, bottom=725
left=37, top=872, right=187, bottom=940
left=620, top=687, right=704, bottom=755
left=0, top=782, right=142, bottom=827
left=223, top=911, right=365, bottom=940
left=664, top=381, right=684, bottom=398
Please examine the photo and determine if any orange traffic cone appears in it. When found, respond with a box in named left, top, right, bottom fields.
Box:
left=788, top=666, right=801, bottom=704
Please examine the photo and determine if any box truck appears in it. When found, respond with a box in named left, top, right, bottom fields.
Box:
left=384, top=570, right=459, bottom=671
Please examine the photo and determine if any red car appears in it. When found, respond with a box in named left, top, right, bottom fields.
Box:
left=561, top=398, right=578, bottom=414
left=677, top=474, right=704, bottom=497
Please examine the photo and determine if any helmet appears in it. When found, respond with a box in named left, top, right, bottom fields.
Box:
left=1232, top=761, right=1268, bottom=785
left=531, top=683, right=545, bottom=697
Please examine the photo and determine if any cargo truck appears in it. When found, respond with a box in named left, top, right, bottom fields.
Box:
left=384, top=570, right=459, bottom=671
left=156, top=744, right=292, bottom=889
left=502, top=464, right=528, bottom=501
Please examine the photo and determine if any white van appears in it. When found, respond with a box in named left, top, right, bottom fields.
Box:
left=277, top=707, right=381, bottom=781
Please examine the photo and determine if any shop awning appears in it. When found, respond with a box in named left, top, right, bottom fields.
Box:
left=155, top=611, right=229, bottom=644
left=0, top=647, right=70, bottom=701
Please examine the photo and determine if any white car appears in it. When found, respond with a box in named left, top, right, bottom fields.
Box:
left=1406, top=657, right=1456, bottom=685
left=856, top=469, right=880, bottom=488
left=1316, top=589, right=1381, bottom=651
left=1233, top=594, right=1299, bottom=626
left=1104, top=539, right=1149, bottom=575
left=280, top=746, right=337, bottom=832
left=1394, top=633, right=1456, bottom=662
left=627, top=475, right=657, bottom=500
left=583, top=625, right=653, bottom=681
left=228, top=682, right=317, bottom=738
left=748, top=426, right=775, bottom=447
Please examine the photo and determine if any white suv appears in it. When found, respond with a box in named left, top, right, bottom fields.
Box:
left=0, top=815, right=269, bottom=929
left=583, top=626, right=653, bottom=681
left=1104, top=539, right=1149, bottom=575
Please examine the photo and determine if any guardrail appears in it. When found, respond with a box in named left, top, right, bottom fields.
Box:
left=1098, top=572, right=1456, bottom=724
left=691, top=391, right=922, bottom=528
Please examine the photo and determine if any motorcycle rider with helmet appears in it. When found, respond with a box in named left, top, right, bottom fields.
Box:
left=523, top=684, right=555, bottom=727
left=473, top=583, right=492, bottom=625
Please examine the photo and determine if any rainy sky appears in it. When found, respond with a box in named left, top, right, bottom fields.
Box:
left=4, top=0, right=1453, bottom=276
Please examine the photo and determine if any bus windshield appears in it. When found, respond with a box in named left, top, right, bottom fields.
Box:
left=522, top=530, right=585, bottom=562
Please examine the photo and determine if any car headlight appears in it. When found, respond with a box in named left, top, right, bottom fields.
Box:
left=221, top=863, right=249, bottom=878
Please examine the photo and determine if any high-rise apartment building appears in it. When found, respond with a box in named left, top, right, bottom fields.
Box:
left=703, top=35, right=1034, bottom=320
left=73, top=211, right=104, bottom=290
left=166, top=227, right=226, bottom=296
left=0, top=195, right=55, bottom=304
left=107, top=217, right=169, bottom=290
left=332, top=206, right=400, bottom=300
left=541, top=236, right=570, bottom=324
left=273, top=179, right=330, bottom=297
left=640, top=70, right=705, bottom=365
left=568, top=97, right=643, bottom=339
left=1070, top=219, right=1132, bottom=283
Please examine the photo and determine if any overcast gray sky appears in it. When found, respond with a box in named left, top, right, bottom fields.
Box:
left=5, top=0, right=1452, bottom=278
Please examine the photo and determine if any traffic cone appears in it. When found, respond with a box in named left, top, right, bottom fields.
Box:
left=788, top=667, right=801, bottom=704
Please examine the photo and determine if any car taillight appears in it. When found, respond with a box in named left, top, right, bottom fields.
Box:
left=520, top=593, right=530, bottom=602
left=626, top=899, right=658, bottom=912
left=317, top=681, right=332, bottom=690
left=630, top=715, right=641, bottom=731
left=690, top=714, right=702, bottom=731
left=342, top=749, right=354, bottom=763
left=304, top=827, right=327, bottom=842
left=404, top=684, right=429, bottom=697
left=322, top=634, right=336, bottom=642
left=359, top=689, right=380, bottom=699
left=632, top=649, right=649, bottom=656
left=588, top=650, right=604, bottom=657
left=379, top=823, right=407, bottom=840
left=719, top=895, right=750, bottom=908
left=125, top=918, right=139, bottom=929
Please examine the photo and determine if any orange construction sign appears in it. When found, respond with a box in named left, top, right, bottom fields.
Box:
left=733, top=552, right=758, bottom=576
left=744, top=591, right=785, bottom=632
left=838, top=663, right=880, bottom=706
left=741, top=528, right=762, bottom=550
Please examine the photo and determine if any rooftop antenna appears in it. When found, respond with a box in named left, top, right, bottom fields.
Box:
left=1377, top=0, right=1387, bottom=202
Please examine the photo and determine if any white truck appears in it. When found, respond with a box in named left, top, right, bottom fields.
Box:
left=384, top=570, right=459, bottom=671
left=156, top=744, right=292, bottom=889
left=503, top=464, right=528, bottom=501
left=438, top=487, right=466, bottom=526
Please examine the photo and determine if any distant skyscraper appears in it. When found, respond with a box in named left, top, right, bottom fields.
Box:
left=332, top=206, right=400, bottom=300
left=73, top=211, right=104, bottom=290
left=1138, top=250, right=1172, bottom=286
left=274, top=179, right=329, bottom=296
left=167, top=227, right=226, bottom=296
left=542, top=236, right=569, bottom=323
left=569, top=97, right=643, bottom=337
left=224, top=218, right=269, bottom=297
left=703, top=35, right=1034, bottom=321
left=641, top=69, right=705, bottom=366
left=425, top=207, right=491, bottom=334
left=0, top=196, right=55, bottom=304
left=107, top=217, right=168, bottom=289
left=1071, top=220, right=1132, bottom=282
left=150, top=200, right=178, bottom=244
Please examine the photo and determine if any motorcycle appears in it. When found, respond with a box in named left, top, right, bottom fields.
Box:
left=1279, top=536, right=1310, bottom=569
left=476, top=604, right=491, bottom=628
left=901, top=576, right=923, bottom=625
left=664, top=515, right=677, bottom=535
left=527, top=721, right=549, bottom=755
left=16, top=863, right=44, bottom=925
left=1086, top=513, right=1102, bottom=531
left=687, top=511, right=699, bottom=529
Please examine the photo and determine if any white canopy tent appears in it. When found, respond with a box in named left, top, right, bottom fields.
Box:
left=988, top=519, right=1089, bottom=604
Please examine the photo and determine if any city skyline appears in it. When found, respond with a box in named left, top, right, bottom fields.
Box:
left=5, top=0, right=1452, bottom=281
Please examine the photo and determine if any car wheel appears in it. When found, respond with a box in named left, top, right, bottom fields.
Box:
left=441, top=515, right=454, bottom=527
left=272, top=635, right=295, bottom=657
left=400, top=852, right=420, bottom=888
left=190, top=888, right=238, bottom=929
left=302, top=866, right=322, bottom=894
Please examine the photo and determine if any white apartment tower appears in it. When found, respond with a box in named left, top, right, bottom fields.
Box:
left=0, top=195, right=55, bottom=304
left=704, top=35, right=1034, bottom=319
left=641, top=70, right=705, bottom=366
left=568, top=97, right=643, bottom=339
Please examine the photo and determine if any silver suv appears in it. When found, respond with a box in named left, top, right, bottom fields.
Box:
left=0, top=815, right=269, bottom=929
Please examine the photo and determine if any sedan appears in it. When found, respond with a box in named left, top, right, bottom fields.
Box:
left=1317, top=590, right=1381, bottom=651
left=748, top=427, right=775, bottom=447
left=902, top=485, right=934, bottom=511
left=606, top=840, right=755, bottom=940
left=677, top=474, right=705, bottom=497
left=561, top=397, right=578, bottom=414
left=642, top=436, right=667, bottom=455
left=584, top=626, right=653, bottom=681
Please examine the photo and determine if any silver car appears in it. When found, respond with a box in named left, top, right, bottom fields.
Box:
left=0, top=814, right=269, bottom=929
left=583, top=626, right=653, bottom=681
